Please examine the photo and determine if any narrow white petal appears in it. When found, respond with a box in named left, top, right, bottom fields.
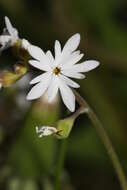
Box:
left=61, top=53, right=84, bottom=69
left=21, top=39, right=30, bottom=50
left=61, top=70, right=85, bottom=79
left=5, top=16, right=18, bottom=38
left=46, top=50, right=54, bottom=63
left=29, top=60, right=51, bottom=71
left=59, top=74, right=80, bottom=88
left=55, top=40, right=61, bottom=59
left=5, top=16, right=14, bottom=35
left=0, top=35, right=11, bottom=45
left=69, top=60, right=100, bottom=73
left=30, top=74, right=44, bottom=84
left=27, top=72, right=51, bottom=100
left=0, top=44, right=12, bottom=54
left=30, top=72, right=51, bottom=84
left=58, top=79, right=75, bottom=112
left=58, top=50, right=80, bottom=67
left=28, top=45, right=48, bottom=62
left=27, top=83, right=46, bottom=100
left=74, top=50, right=80, bottom=55
left=62, top=33, right=80, bottom=55
left=36, top=126, right=58, bottom=137
left=47, top=75, right=59, bottom=102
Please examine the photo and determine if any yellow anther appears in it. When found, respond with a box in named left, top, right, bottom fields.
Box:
left=53, top=67, right=61, bottom=75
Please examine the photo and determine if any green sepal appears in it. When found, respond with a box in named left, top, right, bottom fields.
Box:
left=56, top=117, right=74, bottom=139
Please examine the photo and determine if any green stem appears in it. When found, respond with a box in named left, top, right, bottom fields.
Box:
left=55, top=140, right=67, bottom=190
left=75, top=91, right=127, bottom=190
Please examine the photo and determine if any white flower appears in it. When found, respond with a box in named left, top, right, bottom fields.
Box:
left=36, top=126, right=58, bottom=137
left=0, top=16, right=19, bottom=52
left=0, top=17, right=30, bottom=53
left=27, top=33, right=100, bottom=112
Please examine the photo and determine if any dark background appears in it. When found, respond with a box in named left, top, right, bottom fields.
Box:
left=0, top=0, right=127, bottom=189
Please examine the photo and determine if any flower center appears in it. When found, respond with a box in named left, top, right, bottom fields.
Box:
left=53, top=67, right=61, bottom=75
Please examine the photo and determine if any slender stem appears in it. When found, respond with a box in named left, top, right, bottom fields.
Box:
left=55, top=139, right=67, bottom=190
left=74, top=91, right=127, bottom=190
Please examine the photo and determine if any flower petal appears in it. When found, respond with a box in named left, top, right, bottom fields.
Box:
left=30, top=72, right=51, bottom=84
left=46, top=50, right=54, bottom=63
left=36, top=126, right=58, bottom=137
left=27, top=72, right=51, bottom=100
left=61, top=70, right=85, bottom=79
left=28, top=45, right=48, bottom=62
left=59, top=50, right=80, bottom=67
left=55, top=40, right=61, bottom=60
left=61, top=53, right=84, bottom=69
left=70, top=60, right=100, bottom=73
left=0, top=37, right=12, bottom=53
left=5, top=16, right=18, bottom=38
left=29, top=60, right=51, bottom=71
left=58, top=79, right=75, bottom=112
left=21, top=39, right=30, bottom=50
left=59, top=74, right=80, bottom=88
left=47, top=75, right=59, bottom=102
left=62, top=33, right=80, bottom=55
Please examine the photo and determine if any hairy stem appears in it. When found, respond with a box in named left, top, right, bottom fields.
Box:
left=74, top=90, right=127, bottom=190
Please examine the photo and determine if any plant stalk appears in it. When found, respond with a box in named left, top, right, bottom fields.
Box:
left=55, top=140, right=67, bottom=190
left=74, top=90, right=127, bottom=190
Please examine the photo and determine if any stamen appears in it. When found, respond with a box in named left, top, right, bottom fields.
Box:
left=53, top=67, right=61, bottom=75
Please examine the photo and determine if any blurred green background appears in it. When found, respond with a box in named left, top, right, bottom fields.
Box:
left=0, top=0, right=127, bottom=189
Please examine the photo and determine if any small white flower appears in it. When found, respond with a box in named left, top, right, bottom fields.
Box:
left=36, top=126, right=58, bottom=137
left=0, top=17, right=30, bottom=53
left=27, top=33, right=100, bottom=112
left=0, top=16, right=19, bottom=52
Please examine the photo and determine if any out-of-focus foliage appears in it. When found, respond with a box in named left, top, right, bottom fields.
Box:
left=0, top=0, right=127, bottom=189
